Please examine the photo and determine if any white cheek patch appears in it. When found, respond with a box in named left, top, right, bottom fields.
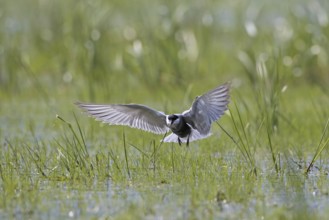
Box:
left=166, top=116, right=171, bottom=126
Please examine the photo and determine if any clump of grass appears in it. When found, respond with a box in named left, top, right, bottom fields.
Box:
left=306, top=118, right=329, bottom=174
left=24, top=142, right=48, bottom=178
left=55, top=114, right=92, bottom=178
left=54, top=114, right=112, bottom=181
left=266, top=125, right=280, bottom=173
left=0, top=139, right=23, bottom=195
left=238, top=51, right=288, bottom=173
left=220, top=103, right=257, bottom=176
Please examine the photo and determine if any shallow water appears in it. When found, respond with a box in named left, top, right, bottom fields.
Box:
left=1, top=0, right=329, bottom=219
left=1, top=160, right=328, bottom=219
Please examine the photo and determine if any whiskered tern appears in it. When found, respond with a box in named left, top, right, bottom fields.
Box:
left=76, top=82, right=230, bottom=146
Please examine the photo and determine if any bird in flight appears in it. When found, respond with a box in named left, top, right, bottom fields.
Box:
left=76, top=82, right=230, bottom=146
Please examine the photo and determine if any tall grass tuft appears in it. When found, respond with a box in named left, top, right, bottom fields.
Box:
left=122, top=132, right=131, bottom=179
left=225, top=103, right=257, bottom=176
left=306, top=118, right=329, bottom=174
left=56, top=114, right=93, bottom=180
left=238, top=51, right=287, bottom=173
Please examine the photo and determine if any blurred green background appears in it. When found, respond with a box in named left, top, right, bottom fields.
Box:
left=1, top=0, right=328, bottom=143
left=1, top=0, right=329, bottom=219
left=1, top=0, right=328, bottom=100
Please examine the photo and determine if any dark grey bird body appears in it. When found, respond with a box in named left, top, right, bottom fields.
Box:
left=76, top=82, right=230, bottom=145
left=167, top=115, right=191, bottom=144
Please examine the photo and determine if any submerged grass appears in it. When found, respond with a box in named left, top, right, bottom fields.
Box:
left=1, top=0, right=329, bottom=219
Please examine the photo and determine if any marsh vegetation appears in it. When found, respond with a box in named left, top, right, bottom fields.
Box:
left=1, top=0, right=329, bottom=219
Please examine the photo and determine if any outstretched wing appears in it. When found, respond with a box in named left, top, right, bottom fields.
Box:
left=76, top=102, right=170, bottom=134
left=183, top=82, right=230, bottom=135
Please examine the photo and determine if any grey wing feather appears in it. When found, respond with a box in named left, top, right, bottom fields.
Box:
left=76, top=102, right=170, bottom=134
left=183, top=82, right=230, bottom=135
